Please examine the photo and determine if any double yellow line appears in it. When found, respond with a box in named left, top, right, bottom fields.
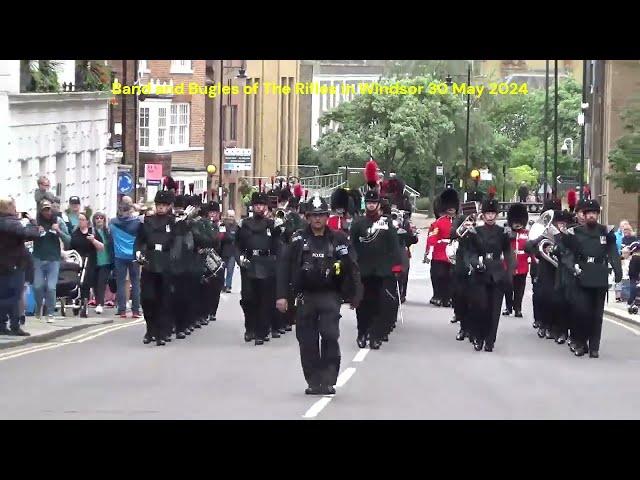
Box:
left=0, top=320, right=145, bottom=362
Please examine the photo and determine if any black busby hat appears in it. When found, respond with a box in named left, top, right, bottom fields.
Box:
left=307, top=194, right=330, bottom=215
left=481, top=199, right=499, bottom=214
left=208, top=201, right=220, bottom=212
left=439, top=188, right=460, bottom=212
left=507, top=203, right=528, bottom=227
left=252, top=192, right=269, bottom=206
left=331, top=188, right=350, bottom=212
left=364, top=190, right=380, bottom=203
left=553, top=209, right=573, bottom=224
left=155, top=190, right=175, bottom=205
left=582, top=199, right=600, bottom=213
left=277, top=186, right=292, bottom=203
left=543, top=198, right=562, bottom=211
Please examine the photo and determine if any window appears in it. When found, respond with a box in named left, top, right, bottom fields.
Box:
left=158, top=107, right=167, bottom=147
left=139, top=107, right=150, bottom=147
left=171, top=60, right=193, bottom=74
left=170, top=103, right=190, bottom=147
left=138, top=60, right=149, bottom=76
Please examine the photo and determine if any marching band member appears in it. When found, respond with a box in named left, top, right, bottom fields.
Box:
left=502, top=203, right=532, bottom=318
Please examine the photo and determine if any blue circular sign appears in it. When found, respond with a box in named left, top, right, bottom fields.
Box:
left=118, top=172, right=133, bottom=194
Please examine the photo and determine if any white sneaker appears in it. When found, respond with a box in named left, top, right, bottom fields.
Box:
left=46, top=315, right=55, bottom=324
left=95, top=305, right=103, bottom=314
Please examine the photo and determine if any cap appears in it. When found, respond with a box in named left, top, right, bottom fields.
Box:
left=252, top=192, right=269, bottom=206
left=69, top=196, right=81, bottom=205
left=39, top=199, right=53, bottom=210
left=208, top=201, right=220, bottom=212
left=364, top=190, right=380, bottom=203
left=173, top=194, right=187, bottom=209
left=582, top=199, right=600, bottom=213
left=307, top=194, right=329, bottom=215
left=481, top=199, right=499, bottom=214
left=154, top=190, right=175, bottom=205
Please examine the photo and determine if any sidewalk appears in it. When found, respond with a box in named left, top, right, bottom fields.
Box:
left=0, top=310, right=123, bottom=350
left=604, top=290, right=640, bottom=327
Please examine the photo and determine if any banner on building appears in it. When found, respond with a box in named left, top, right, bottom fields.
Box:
left=145, top=163, right=163, bottom=186
left=223, top=148, right=252, bottom=172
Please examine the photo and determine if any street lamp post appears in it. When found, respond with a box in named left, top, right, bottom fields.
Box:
left=553, top=60, right=559, bottom=198
left=544, top=60, right=549, bottom=200
left=579, top=59, right=588, bottom=201
left=445, top=61, right=472, bottom=197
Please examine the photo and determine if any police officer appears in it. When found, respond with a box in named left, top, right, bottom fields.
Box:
left=351, top=190, right=403, bottom=349
left=466, top=199, right=514, bottom=352
left=135, top=190, right=175, bottom=346
left=563, top=199, right=622, bottom=357
left=277, top=194, right=362, bottom=395
left=237, top=192, right=280, bottom=345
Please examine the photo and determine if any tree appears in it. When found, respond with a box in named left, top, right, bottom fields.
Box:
left=315, top=76, right=459, bottom=197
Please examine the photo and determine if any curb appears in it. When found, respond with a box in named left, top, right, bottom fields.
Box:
left=0, top=319, right=115, bottom=351
left=604, top=308, right=640, bottom=328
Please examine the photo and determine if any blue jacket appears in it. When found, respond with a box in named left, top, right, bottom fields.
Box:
left=109, top=215, right=142, bottom=260
left=615, top=229, right=624, bottom=253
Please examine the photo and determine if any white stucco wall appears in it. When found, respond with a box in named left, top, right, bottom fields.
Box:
left=4, top=92, right=114, bottom=217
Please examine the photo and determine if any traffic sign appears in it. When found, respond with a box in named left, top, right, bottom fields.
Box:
left=117, top=171, right=133, bottom=194
left=436, top=165, right=443, bottom=176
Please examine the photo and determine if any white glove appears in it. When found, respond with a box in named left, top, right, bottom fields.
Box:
left=239, top=255, right=251, bottom=268
left=135, top=251, right=145, bottom=264
left=20, top=218, right=31, bottom=227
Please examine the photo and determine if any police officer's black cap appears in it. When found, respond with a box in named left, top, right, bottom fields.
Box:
left=174, top=194, right=187, bottom=209
left=481, top=199, right=499, bottom=213
left=582, top=199, right=600, bottom=213
left=307, top=195, right=330, bottom=215
left=252, top=192, right=269, bottom=206
left=364, top=190, right=380, bottom=203
left=155, top=190, right=175, bottom=205
left=208, top=201, right=220, bottom=212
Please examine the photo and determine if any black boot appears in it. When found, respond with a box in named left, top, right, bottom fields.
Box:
left=532, top=320, right=540, bottom=329
left=0, top=324, right=11, bottom=335
left=473, top=338, right=484, bottom=351
left=484, top=343, right=494, bottom=352
left=370, top=339, right=382, bottom=350
left=255, top=338, right=264, bottom=346
left=555, top=333, right=568, bottom=344
left=381, top=334, right=389, bottom=342
left=441, top=300, right=451, bottom=308
left=450, top=315, right=459, bottom=324
left=545, top=329, right=554, bottom=340
left=285, top=325, right=293, bottom=331
left=322, top=385, right=336, bottom=395
left=432, top=298, right=443, bottom=307
left=357, top=333, right=367, bottom=349
left=305, top=385, right=322, bottom=395
left=176, top=331, right=186, bottom=339
left=9, top=327, right=30, bottom=337
left=244, top=331, right=255, bottom=342
left=589, top=350, right=599, bottom=358
left=80, top=300, right=88, bottom=318
left=514, top=311, right=523, bottom=318
left=271, top=329, right=281, bottom=339
left=502, top=309, right=512, bottom=316
left=143, top=334, right=152, bottom=344
left=574, top=344, right=587, bottom=357
left=456, top=329, right=466, bottom=341
left=156, top=338, right=166, bottom=346
left=537, top=327, right=546, bottom=338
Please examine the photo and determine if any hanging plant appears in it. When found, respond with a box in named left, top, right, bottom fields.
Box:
left=77, top=60, right=113, bottom=91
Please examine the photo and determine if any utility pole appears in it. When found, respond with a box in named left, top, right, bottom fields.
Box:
left=543, top=60, right=549, bottom=200
left=553, top=60, right=559, bottom=198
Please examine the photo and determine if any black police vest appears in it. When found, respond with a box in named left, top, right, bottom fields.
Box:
left=298, top=235, right=336, bottom=292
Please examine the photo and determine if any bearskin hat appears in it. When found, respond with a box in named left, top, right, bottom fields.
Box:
left=380, top=177, right=405, bottom=202
left=331, top=188, right=350, bottom=212
left=173, top=194, right=187, bottom=209
left=439, top=188, right=460, bottom=212
left=207, top=201, right=220, bottom=212
left=507, top=203, right=528, bottom=227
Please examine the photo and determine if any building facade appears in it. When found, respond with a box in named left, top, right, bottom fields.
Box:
left=586, top=60, right=639, bottom=229
left=298, top=60, right=385, bottom=147
left=0, top=60, right=114, bottom=217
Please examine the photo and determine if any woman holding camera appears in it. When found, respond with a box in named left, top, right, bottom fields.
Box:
left=70, top=213, right=104, bottom=318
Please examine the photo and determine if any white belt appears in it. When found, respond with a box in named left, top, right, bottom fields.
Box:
left=515, top=250, right=525, bottom=255
left=437, top=239, right=450, bottom=244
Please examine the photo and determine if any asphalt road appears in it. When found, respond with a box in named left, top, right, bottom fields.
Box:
left=1, top=233, right=639, bottom=420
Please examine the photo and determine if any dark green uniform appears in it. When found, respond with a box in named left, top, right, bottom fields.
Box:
left=563, top=217, right=622, bottom=356
left=351, top=211, right=403, bottom=348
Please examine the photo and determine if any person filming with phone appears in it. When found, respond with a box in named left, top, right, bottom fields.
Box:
left=70, top=213, right=104, bottom=318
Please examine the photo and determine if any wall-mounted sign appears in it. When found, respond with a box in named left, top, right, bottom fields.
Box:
left=223, top=148, right=252, bottom=172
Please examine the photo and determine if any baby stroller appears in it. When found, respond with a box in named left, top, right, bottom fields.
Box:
left=57, top=250, right=88, bottom=317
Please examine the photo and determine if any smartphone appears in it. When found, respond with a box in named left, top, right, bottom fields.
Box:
left=21, top=212, right=29, bottom=219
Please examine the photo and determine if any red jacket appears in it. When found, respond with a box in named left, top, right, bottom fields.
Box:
left=504, top=229, right=533, bottom=275
left=426, top=215, right=453, bottom=263
left=327, top=215, right=344, bottom=231
left=567, top=189, right=577, bottom=208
